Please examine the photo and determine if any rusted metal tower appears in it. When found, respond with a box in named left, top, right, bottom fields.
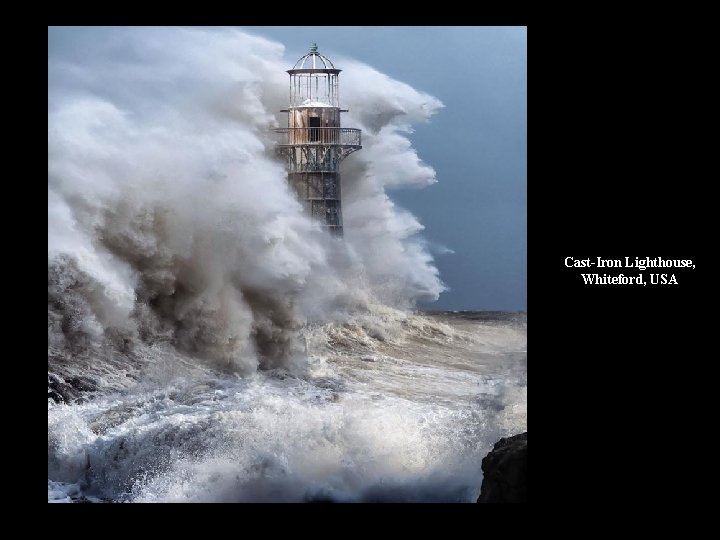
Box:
left=276, top=44, right=361, bottom=236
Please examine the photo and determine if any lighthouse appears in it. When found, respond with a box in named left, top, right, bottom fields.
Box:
left=276, top=44, right=362, bottom=236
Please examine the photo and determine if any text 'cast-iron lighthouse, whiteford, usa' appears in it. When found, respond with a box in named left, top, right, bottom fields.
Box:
left=275, top=44, right=362, bottom=236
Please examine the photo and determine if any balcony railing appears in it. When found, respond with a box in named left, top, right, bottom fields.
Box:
left=275, top=127, right=361, bottom=147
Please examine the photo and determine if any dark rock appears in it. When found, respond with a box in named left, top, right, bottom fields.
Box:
left=48, top=389, right=64, bottom=403
left=477, top=432, right=527, bottom=503
left=48, top=373, right=98, bottom=404
left=67, top=376, right=98, bottom=393
left=48, top=374, right=78, bottom=403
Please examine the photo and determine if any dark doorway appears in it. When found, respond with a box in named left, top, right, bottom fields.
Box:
left=309, top=117, right=320, bottom=142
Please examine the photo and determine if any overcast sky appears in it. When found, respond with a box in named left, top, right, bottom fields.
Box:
left=247, top=26, right=527, bottom=311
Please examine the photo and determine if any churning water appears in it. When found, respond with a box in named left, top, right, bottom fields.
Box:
left=48, top=310, right=526, bottom=502
left=48, top=27, right=526, bottom=503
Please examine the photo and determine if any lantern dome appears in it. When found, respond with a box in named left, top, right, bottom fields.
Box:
left=292, top=43, right=336, bottom=70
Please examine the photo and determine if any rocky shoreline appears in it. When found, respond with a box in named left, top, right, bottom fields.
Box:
left=477, top=432, right=527, bottom=503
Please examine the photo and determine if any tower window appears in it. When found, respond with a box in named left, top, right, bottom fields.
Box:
left=309, top=117, right=320, bottom=142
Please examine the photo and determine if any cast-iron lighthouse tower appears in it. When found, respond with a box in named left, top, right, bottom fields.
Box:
left=276, top=44, right=362, bottom=235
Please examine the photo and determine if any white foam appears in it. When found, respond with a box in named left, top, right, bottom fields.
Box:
left=47, top=314, right=526, bottom=502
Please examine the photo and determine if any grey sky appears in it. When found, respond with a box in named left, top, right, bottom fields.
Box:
left=247, top=26, right=527, bottom=311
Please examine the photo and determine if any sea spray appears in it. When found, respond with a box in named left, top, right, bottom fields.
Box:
left=48, top=27, right=445, bottom=380
left=47, top=28, right=527, bottom=503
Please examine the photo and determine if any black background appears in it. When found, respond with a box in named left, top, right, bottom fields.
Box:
left=534, top=20, right=710, bottom=510
left=40, top=9, right=712, bottom=520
